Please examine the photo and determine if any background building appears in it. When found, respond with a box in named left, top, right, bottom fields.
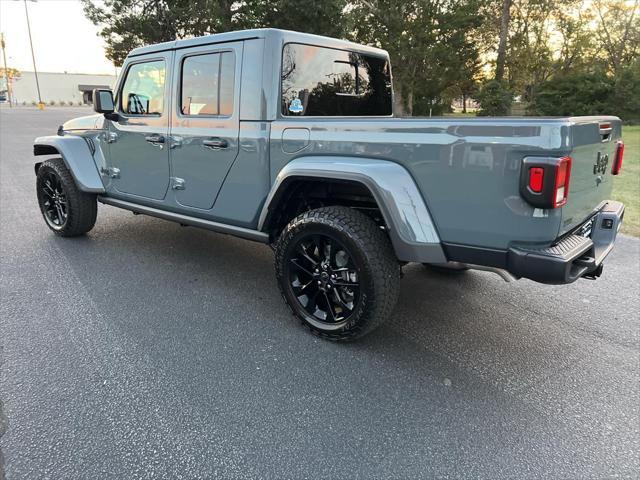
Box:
left=8, top=71, right=116, bottom=105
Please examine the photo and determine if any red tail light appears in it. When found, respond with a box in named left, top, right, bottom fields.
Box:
left=528, top=167, right=544, bottom=193
left=612, top=141, right=624, bottom=175
left=552, top=156, right=571, bottom=208
left=520, top=156, right=572, bottom=209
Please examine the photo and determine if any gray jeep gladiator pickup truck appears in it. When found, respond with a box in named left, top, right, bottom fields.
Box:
left=33, top=29, right=625, bottom=340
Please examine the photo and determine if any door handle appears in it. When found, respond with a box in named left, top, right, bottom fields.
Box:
left=145, top=134, right=165, bottom=148
left=202, top=138, right=228, bottom=150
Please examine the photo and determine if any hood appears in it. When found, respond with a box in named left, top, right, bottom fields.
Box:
left=62, top=114, right=104, bottom=131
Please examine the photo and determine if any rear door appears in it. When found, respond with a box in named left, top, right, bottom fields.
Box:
left=107, top=53, right=173, bottom=200
left=169, top=42, right=242, bottom=210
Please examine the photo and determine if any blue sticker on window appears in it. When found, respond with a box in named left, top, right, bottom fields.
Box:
left=289, top=98, right=304, bottom=114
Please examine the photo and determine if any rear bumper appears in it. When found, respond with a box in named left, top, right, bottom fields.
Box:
left=507, top=200, right=624, bottom=284
left=441, top=200, right=624, bottom=285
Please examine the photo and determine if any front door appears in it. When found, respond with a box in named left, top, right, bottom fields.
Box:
left=169, top=42, right=242, bottom=210
left=106, top=53, right=173, bottom=200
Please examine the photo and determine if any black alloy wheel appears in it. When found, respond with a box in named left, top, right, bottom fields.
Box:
left=36, top=158, right=97, bottom=237
left=286, top=232, right=361, bottom=330
left=275, top=206, right=400, bottom=341
left=38, top=170, right=68, bottom=229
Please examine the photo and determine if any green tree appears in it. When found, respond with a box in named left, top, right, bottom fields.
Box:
left=237, top=0, right=347, bottom=38
left=478, top=0, right=638, bottom=108
left=527, top=73, right=615, bottom=116
left=0, top=67, right=21, bottom=82
left=494, top=0, right=511, bottom=83
left=521, top=0, right=640, bottom=123
left=553, top=6, right=596, bottom=75
left=82, top=0, right=347, bottom=66
left=456, top=56, right=483, bottom=113
left=593, top=0, right=640, bottom=75
left=348, top=0, right=485, bottom=116
left=0, top=67, right=21, bottom=105
left=612, top=58, right=640, bottom=123
left=477, top=0, right=599, bottom=102
left=476, top=80, right=512, bottom=115
left=82, top=0, right=237, bottom=65
left=505, top=0, right=556, bottom=94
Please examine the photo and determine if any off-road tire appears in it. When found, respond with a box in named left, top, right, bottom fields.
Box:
left=275, top=206, right=400, bottom=341
left=36, top=158, right=97, bottom=237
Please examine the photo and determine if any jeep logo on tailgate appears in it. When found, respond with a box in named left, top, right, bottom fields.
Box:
left=593, top=152, right=609, bottom=175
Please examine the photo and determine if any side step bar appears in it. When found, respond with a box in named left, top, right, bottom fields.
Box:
left=97, top=196, right=270, bottom=244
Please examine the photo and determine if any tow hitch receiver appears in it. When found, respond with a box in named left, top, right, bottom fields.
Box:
left=582, top=263, right=604, bottom=280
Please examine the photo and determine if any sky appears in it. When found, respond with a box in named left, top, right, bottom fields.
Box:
left=0, top=0, right=116, bottom=74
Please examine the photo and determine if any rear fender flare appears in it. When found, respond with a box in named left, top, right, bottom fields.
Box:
left=259, top=156, right=446, bottom=263
left=33, top=135, right=105, bottom=193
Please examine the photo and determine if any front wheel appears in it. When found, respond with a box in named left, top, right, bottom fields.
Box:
left=36, top=158, right=97, bottom=237
left=274, top=206, right=400, bottom=341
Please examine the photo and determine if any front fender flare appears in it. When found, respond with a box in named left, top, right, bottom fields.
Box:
left=33, top=135, right=105, bottom=193
left=259, top=156, right=446, bottom=264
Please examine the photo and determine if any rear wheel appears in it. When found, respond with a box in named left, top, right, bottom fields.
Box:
left=275, top=206, right=400, bottom=341
left=36, top=158, right=97, bottom=237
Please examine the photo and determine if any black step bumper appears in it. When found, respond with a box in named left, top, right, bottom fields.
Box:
left=508, top=201, right=625, bottom=284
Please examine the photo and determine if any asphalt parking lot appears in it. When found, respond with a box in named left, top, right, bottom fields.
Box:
left=1, top=106, right=639, bottom=479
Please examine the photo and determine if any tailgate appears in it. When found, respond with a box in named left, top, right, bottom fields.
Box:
left=559, top=116, right=622, bottom=235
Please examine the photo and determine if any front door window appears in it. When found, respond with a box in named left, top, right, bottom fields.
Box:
left=120, top=60, right=166, bottom=115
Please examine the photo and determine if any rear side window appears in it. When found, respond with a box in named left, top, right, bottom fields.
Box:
left=181, top=51, right=235, bottom=116
left=281, top=43, right=392, bottom=117
left=120, top=60, right=166, bottom=115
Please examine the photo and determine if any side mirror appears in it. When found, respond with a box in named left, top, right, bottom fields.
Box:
left=93, top=89, right=115, bottom=113
left=93, top=89, right=119, bottom=121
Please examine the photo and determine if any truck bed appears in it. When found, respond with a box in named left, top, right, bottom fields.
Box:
left=270, top=116, right=622, bottom=250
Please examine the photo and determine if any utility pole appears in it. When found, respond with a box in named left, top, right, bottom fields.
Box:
left=22, top=0, right=43, bottom=108
left=0, top=32, right=13, bottom=107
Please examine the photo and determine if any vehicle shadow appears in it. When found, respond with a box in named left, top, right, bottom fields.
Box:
left=51, top=206, right=587, bottom=391
left=21, top=208, right=640, bottom=476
